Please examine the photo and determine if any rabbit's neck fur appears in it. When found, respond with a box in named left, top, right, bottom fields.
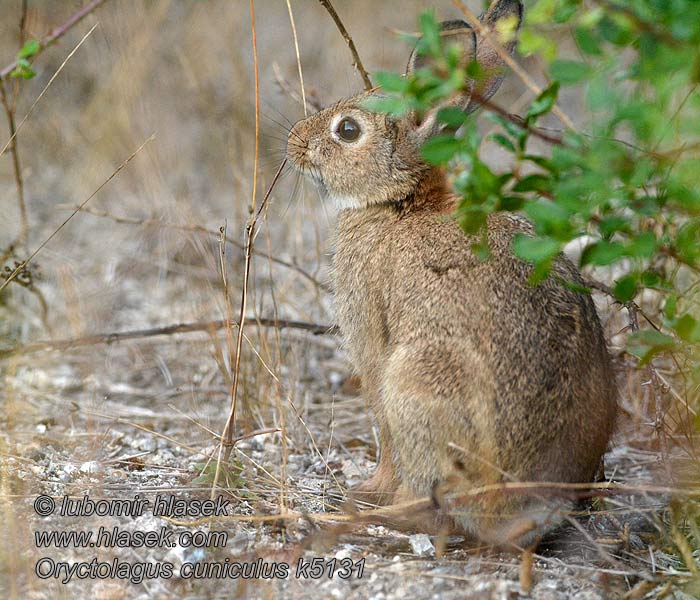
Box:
left=341, top=166, right=454, bottom=215
left=332, top=167, right=455, bottom=370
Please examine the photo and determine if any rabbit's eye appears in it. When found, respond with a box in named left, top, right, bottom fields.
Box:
left=336, top=117, right=361, bottom=142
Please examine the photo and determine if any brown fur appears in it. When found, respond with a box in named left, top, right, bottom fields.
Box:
left=286, top=0, right=617, bottom=546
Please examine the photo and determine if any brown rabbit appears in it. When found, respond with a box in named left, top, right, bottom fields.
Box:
left=286, top=0, right=616, bottom=547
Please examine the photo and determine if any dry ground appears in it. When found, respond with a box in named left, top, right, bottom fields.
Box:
left=1, top=1, right=697, bottom=598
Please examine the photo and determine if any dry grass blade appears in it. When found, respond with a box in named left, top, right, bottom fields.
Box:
left=0, top=23, right=98, bottom=159
left=285, top=0, right=307, bottom=118
left=217, top=0, right=265, bottom=482
left=0, top=134, right=154, bottom=293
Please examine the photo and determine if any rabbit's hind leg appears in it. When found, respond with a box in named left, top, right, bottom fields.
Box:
left=379, top=342, right=497, bottom=534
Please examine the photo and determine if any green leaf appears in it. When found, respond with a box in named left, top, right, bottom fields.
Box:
left=581, top=240, right=626, bottom=266
left=524, top=200, right=572, bottom=237
left=489, top=133, right=516, bottom=153
left=553, top=0, right=578, bottom=23
left=598, top=215, right=630, bottom=239
left=436, top=107, right=468, bottom=128
left=418, top=11, right=441, bottom=58
left=526, top=81, right=560, bottom=120
left=627, top=330, right=677, bottom=364
left=18, top=39, right=40, bottom=59
left=376, top=71, right=408, bottom=93
left=486, top=112, right=526, bottom=139
left=361, top=95, right=408, bottom=116
left=10, top=58, right=35, bottom=80
left=421, top=134, right=461, bottom=164
left=457, top=205, right=488, bottom=234
left=550, top=59, right=593, bottom=84
left=574, top=27, right=602, bottom=56
left=513, top=234, right=561, bottom=264
left=598, top=15, right=635, bottom=46
left=664, top=295, right=677, bottom=320
left=673, top=314, right=700, bottom=343
left=513, top=174, right=552, bottom=193
left=626, top=231, right=658, bottom=258
left=499, top=196, right=524, bottom=211
left=613, top=274, right=638, bottom=302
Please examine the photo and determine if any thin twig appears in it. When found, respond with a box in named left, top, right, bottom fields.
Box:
left=0, top=134, right=154, bottom=293
left=0, top=316, right=336, bottom=360
left=0, top=0, right=31, bottom=253
left=317, top=0, right=373, bottom=91
left=219, top=0, right=262, bottom=467
left=452, top=0, right=577, bottom=132
left=272, top=62, right=323, bottom=113
left=0, top=0, right=108, bottom=80
left=472, top=91, right=565, bottom=146
left=54, top=204, right=328, bottom=291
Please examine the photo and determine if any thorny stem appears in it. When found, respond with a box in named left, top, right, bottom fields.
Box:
left=0, top=79, right=27, bottom=251
left=0, top=0, right=108, bottom=80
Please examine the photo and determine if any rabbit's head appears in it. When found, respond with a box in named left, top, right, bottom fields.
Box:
left=286, top=0, right=522, bottom=210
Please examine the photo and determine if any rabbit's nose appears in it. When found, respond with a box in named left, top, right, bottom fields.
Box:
left=287, top=125, right=308, bottom=147
left=286, top=131, right=311, bottom=167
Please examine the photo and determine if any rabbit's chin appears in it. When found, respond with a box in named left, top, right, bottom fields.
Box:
left=314, top=181, right=365, bottom=211
left=329, top=192, right=364, bottom=211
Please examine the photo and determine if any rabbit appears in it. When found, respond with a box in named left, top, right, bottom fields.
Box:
left=286, top=0, right=617, bottom=547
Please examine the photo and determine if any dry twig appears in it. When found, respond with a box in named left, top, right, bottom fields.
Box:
left=317, top=0, right=373, bottom=90
left=0, top=316, right=335, bottom=360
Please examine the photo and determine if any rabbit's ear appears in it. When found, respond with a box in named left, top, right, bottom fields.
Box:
left=465, top=0, right=523, bottom=113
left=406, top=20, right=476, bottom=78
left=405, top=20, right=476, bottom=142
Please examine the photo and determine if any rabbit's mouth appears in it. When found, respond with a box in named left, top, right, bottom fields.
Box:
left=286, top=144, right=328, bottom=191
left=286, top=138, right=325, bottom=184
left=292, top=158, right=327, bottom=191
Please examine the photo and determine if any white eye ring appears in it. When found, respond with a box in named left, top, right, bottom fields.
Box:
left=330, top=114, right=363, bottom=143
